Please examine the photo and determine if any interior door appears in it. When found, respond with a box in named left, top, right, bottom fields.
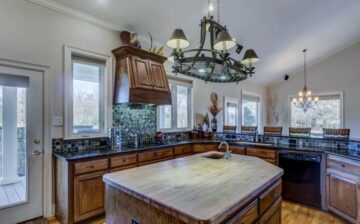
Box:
left=0, top=66, right=43, bottom=224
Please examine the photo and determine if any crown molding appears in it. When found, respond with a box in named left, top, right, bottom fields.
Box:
left=27, top=0, right=125, bottom=31
left=26, top=0, right=165, bottom=48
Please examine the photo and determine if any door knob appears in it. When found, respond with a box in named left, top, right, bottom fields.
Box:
left=34, top=139, right=41, bottom=144
left=32, top=150, right=42, bottom=156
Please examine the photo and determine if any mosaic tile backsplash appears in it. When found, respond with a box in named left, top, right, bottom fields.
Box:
left=113, top=104, right=157, bottom=145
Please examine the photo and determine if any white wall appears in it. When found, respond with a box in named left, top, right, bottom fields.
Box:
left=268, top=41, right=360, bottom=138
left=0, top=0, right=121, bottom=138
left=0, top=0, right=268, bottom=138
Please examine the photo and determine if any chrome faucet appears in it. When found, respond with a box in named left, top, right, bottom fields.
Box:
left=218, top=142, right=231, bottom=159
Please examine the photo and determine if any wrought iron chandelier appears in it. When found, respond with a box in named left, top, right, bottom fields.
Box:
left=292, top=49, right=319, bottom=112
left=166, top=0, right=259, bottom=83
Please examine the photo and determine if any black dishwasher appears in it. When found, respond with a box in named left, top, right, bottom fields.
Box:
left=279, top=152, right=322, bottom=208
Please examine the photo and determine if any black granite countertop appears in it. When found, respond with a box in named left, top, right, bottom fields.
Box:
left=53, top=139, right=360, bottom=161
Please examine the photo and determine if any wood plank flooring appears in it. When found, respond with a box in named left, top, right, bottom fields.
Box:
left=282, top=201, right=345, bottom=224
left=49, top=201, right=345, bottom=224
left=0, top=180, right=26, bottom=208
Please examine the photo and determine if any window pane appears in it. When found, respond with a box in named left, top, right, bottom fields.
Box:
left=291, top=97, right=341, bottom=134
left=242, top=100, right=258, bottom=126
left=177, top=85, right=189, bottom=128
left=226, top=102, right=238, bottom=126
left=72, top=62, right=101, bottom=134
left=159, top=105, right=172, bottom=129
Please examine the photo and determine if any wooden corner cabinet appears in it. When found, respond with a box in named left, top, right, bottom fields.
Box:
left=326, top=154, right=360, bottom=223
left=112, top=46, right=171, bottom=105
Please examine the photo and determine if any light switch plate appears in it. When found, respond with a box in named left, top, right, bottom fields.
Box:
left=53, top=117, right=63, bottom=126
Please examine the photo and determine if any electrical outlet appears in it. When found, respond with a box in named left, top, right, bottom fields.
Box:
left=53, top=117, right=63, bottom=126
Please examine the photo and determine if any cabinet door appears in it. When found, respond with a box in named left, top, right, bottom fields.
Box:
left=327, top=172, right=359, bottom=221
left=148, top=61, right=169, bottom=92
left=131, top=56, right=153, bottom=90
left=74, top=171, right=106, bottom=222
left=259, top=197, right=281, bottom=224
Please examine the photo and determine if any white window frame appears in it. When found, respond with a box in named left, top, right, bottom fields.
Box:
left=157, top=77, right=193, bottom=132
left=64, top=45, right=112, bottom=139
left=288, top=91, right=344, bottom=134
left=241, top=90, right=261, bottom=128
left=223, top=96, right=241, bottom=130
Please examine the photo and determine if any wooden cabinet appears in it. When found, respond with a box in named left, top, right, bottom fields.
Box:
left=138, top=147, right=174, bottom=165
left=218, top=145, right=245, bottom=155
left=74, top=171, right=106, bottom=222
left=148, top=60, right=169, bottom=92
left=112, top=46, right=171, bottom=105
left=110, top=153, right=137, bottom=172
left=259, top=197, right=282, bottom=224
left=174, top=144, right=193, bottom=158
left=246, top=147, right=278, bottom=165
left=193, top=144, right=218, bottom=153
left=131, top=56, right=154, bottom=90
left=226, top=200, right=258, bottom=224
left=326, top=155, right=360, bottom=223
left=74, top=158, right=108, bottom=175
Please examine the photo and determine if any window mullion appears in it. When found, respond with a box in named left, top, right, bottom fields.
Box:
left=172, top=85, right=177, bottom=129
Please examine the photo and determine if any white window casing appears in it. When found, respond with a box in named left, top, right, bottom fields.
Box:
left=64, top=45, right=112, bottom=139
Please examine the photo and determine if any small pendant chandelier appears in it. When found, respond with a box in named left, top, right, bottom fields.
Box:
left=292, top=49, right=319, bottom=112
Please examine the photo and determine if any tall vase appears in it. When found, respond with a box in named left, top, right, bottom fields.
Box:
left=211, top=117, right=217, bottom=132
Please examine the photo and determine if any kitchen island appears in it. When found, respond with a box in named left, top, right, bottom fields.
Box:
left=103, top=152, right=284, bottom=224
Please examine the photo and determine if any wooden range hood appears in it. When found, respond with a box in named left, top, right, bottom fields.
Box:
left=112, top=46, right=172, bottom=105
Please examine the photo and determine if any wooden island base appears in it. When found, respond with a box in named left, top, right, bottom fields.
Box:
left=103, top=152, right=284, bottom=224
left=105, top=184, right=185, bottom=224
left=105, top=180, right=282, bottom=224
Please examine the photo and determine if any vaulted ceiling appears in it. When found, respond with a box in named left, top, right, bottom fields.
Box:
left=49, top=0, right=360, bottom=85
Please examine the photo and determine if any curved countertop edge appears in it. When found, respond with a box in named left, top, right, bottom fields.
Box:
left=53, top=139, right=360, bottom=162
left=103, top=155, right=284, bottom=224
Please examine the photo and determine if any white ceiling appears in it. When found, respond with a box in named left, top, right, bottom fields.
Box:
left=50, top=0, right=360, bottom=85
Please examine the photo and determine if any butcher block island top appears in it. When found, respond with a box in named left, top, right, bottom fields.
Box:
left=103, top=152, right=284, bottom=224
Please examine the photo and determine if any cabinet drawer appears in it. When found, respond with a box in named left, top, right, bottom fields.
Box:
left=225, top=199, right=258, bottom=224
left=110, top=154, right=137, bottom=168
left=138, top=148, right=173, bottom=164
left=219, top=146, right=245, bottom=155
left=327, top=155, right=360, bottom=176
left=193, top=144, right=218, bottom=153
left=174, top=145, right=193, bottom=157
left=259, top=180, right=282, bottom=214
left=110, top=164, right=137, bottom=172
left=74, top=159, right=108, bottom=175
left=247, top=147, right=277, bottom=159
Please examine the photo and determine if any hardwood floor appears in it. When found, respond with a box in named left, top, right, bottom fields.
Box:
left=49, top=201, right=345, bottom=224
left=282, top=201, right=345, bottom=224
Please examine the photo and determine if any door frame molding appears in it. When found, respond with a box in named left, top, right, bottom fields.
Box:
left=0, top=58, right=52, bottom=218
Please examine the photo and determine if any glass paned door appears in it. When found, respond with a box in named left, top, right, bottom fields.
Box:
left=0, top=66, right=43, bottom=223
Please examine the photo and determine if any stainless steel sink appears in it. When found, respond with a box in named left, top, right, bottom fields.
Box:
left=236, top=141, right=273, bottom=147
left=203, top=153, right=224, bottom=159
